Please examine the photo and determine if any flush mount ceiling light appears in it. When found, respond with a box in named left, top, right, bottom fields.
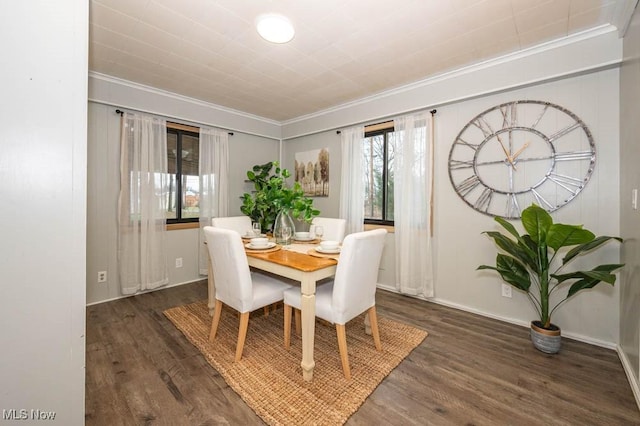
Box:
left=256, top=13, right=295, bottom=44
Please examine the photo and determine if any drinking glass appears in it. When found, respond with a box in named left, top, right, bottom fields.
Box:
left=252, top=222, right=261, bottom=236
left=281, top=226, right=291, bottom=248
left=314, top=225, right=324, bottom=241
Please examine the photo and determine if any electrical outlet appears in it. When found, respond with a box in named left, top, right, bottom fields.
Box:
left=98, top=271, right=107, bottom=283
left=175, top=257, right=183, bottom=268
left=501, top=283, right=512, bottom=298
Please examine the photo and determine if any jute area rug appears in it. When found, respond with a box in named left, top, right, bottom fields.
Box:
left=164, top=300, right=428, bottom=426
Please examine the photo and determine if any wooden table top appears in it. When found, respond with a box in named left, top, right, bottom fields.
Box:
left=246, top=248, right=337, bottom=272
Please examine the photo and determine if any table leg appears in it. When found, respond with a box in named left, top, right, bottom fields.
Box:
left=207, top=253, right=216, bottom=317
left=300, top=276, right=316, bottom=381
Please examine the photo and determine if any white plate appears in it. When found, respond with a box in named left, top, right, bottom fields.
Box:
left=294, top=236, right=315, bottom=241
left=245, top=242, right=276, bottom=250
left=315, top=246, right=341, bottom=254
left=243, top=233, right=266, bottom=238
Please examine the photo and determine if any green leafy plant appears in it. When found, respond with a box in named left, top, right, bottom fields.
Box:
left=240, top=161, right=320, bottom=232
left=478, top=204, right=623, bottom=329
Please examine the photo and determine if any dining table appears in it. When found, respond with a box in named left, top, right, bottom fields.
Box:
left=207, top=238, right=338, bottom=381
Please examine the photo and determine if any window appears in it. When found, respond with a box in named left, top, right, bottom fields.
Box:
left=363, top=125, right=395, bottom=225
left=167, top=128, right=199, bottom=223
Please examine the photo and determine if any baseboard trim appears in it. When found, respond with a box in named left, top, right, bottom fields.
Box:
left=376, top=284, right=616, bottom=349
left=86, top=278, right=205, bottom=306
left=617, top=345, right=640, bottom=411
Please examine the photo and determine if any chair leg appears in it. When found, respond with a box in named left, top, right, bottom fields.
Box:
left=235, top=312, right=250, bottom=362
left=368, top=306, right=382, bottom=351
left=294, top=308, right=302, bottom=336
left=264, top=306, right=270, bottom=316
left=283, top=303, right=292, bottom=349
left=209, top=300, right=223, bottom=342
left=335, top=324, right=351, bottom=380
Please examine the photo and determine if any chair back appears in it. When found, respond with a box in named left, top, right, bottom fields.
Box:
left=211, top=216, right=252, bottom=236
left=312, top=217, right=347, bottom=242
left=331, top=228, right=387, bottom=324
left=203, top=226, right=253, bottom=312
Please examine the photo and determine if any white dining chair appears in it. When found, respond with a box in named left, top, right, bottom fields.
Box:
left=311, top=217, right=347, bottom=243
left=211, top=215, right=278, bottom=315
left=211, top=215, right=253, bottom=237
left=283, top=228, right=387, bottom=379
left=204, top=226, right=292, bottom=361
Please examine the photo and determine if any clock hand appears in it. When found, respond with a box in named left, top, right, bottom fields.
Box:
left=511, top=141, right=530, bottom=162
left=495, top=134, right=517, bottom=169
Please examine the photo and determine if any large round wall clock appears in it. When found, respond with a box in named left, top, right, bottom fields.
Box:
left=448, top=100, right=596, bottom=219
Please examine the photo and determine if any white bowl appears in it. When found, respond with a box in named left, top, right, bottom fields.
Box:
left=250, top=237, right=269, bottom=247
left=295, top=231, right=310, bottom=239
left=320, top=240, right=339, bottom=250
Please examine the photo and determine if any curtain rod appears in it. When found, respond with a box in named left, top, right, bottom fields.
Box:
left=335, top=109, right=437, bottom=134
left=115, top=109, right=234, bottom=136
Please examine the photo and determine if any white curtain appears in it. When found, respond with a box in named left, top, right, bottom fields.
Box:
left=118, top=112, right=169, bottom=294
left=339, top=125, right=365, bottom=236
left=393, top=111, right=434, bottom=297
left=199, top=126, right=229, bottom=274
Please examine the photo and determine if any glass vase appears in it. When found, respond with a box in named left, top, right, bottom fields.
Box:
left=273, top=209, right=296, bottom=245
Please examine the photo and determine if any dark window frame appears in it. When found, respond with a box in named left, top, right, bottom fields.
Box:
left=166, top=128, right=199, bottom=224
left=363, top=126, right=395, bottom=226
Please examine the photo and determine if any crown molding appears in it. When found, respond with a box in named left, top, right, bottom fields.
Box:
left=281, top=25, right=623, bottom=139
left=88, top=71, right=281, bottom=126
left=612, top=0, right=639, bottom=37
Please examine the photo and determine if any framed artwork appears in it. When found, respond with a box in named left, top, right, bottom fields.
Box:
left=294, top=148, right=329, bottom=197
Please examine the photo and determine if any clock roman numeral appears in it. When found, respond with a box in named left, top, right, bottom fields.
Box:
left=456, top=175, right=481, bottom=196
left=472, top=117, right=495, bottom=139
left=548, top=122, right=581, bottom=142
left=449, top=159, right=474, bottom=169
left=554, top=151, right=593, bottom=161
left=530, top=188, right=555, bottom=210
left=531, top=104, right=549, bottom=129
left=455, top=137, right=479, bottom=151
left=474, top=187, right=493, bottom=212
left=500, top=102, right=518, bottom=128
left=547, top=172, right=584, bottom=195
left=506, top=193, right=521, bottom=218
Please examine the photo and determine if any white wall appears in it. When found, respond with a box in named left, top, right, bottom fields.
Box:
left=434, top=71, right=620, bottom=345
left=0, top=1, right=87, bottom=424
left=282, top=59, right=622, bottom=345
left=619, top=3, right=640, bottom=396
left=86, top=101, right=280, bottom=304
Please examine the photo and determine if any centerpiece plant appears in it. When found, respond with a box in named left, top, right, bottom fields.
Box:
left=240, top=161, right=319, bottom=233
left=478, top=204, right=623, bottom=353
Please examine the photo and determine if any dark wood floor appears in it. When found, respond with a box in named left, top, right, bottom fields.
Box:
left=86, top=280, right=640, bottom=425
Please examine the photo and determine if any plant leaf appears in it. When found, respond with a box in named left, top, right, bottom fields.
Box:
left=521, top=204, right=552, bottom=245
left=563, top=236, right=623, bottom=264
left=495, top=217, right=521, bottom=240
left=478, top=254, right=531, bottom=292
left=551, top=264, right=623, bottom=299
left=483, top=231, right=538, bottom=273
left=546, top=223, right=594, bottom=251
left=552, top=264, right=624, bottom=285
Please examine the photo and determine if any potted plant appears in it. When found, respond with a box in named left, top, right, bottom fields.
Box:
left=478, top=204, right=623, bottom=353
left=240, top=161, right=320, bottom=234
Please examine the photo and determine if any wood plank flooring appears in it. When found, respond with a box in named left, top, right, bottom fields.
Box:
left=85, top=280, right=640, bottom=425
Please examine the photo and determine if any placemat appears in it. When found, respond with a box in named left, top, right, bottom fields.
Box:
left=307, top=248, right=341, bottom=260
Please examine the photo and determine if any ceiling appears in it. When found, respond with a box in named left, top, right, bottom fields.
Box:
left=89, top=0, right=630, bottom=122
